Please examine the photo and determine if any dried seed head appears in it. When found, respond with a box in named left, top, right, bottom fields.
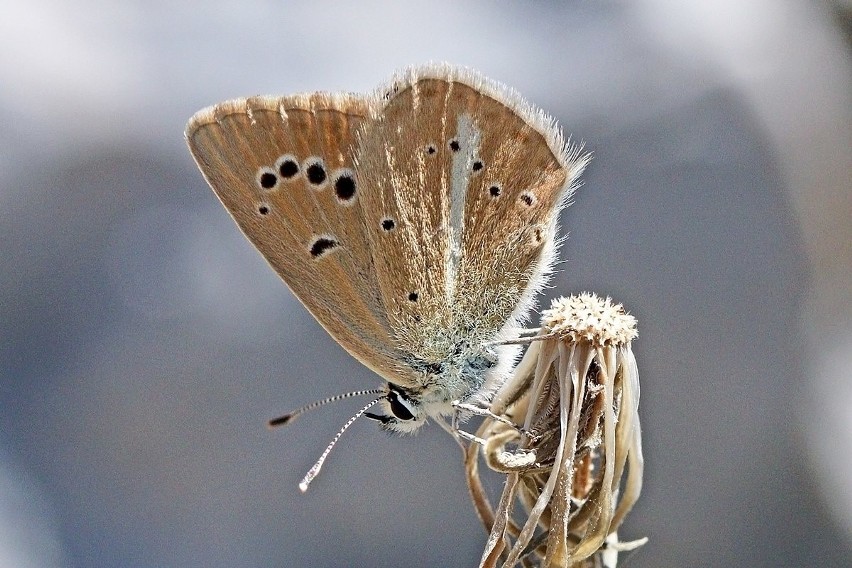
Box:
left=542, top=292, right=638, bottom=346
left=466, top=293, right=646, bottom=568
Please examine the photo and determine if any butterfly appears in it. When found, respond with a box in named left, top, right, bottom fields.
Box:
left=185, top=63, right=587, bottom=451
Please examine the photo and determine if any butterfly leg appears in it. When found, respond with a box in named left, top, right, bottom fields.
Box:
left=433, top=415, right=485, bottom=448
left=455, top=427, right=488, bottom=446
left=452, top=401, right=539, bottom=441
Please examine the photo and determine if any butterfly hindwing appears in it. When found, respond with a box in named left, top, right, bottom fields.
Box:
left=354, top=67, right=587, bottom=374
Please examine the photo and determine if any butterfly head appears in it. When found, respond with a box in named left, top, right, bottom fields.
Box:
left=365, top=384, right=430, bottom=434
left=364, top=341, right=508, bottom=434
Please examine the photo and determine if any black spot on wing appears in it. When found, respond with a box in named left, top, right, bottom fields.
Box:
left=310, top=236, right=340, bottom=258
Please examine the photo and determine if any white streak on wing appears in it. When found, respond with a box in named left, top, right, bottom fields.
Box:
left=446, top=113, right=480, bottom=300
left=411, top=76, right=420, bottom=111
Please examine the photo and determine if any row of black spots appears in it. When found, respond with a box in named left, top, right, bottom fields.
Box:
left=253, top=155, right=327, bottom=189
left=483, top=184, right=538, bottom=209
left=447, top=138, right=483, bottom=169
left=256, top=154, right=301, bottom=189
left=307, top=216, right=404, bottom=259
left=255, top=155, right=359, bottom=205
left=423, top=140, right=484, bottom=174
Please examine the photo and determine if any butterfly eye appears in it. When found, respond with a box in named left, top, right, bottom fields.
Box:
left=386, top=389, right=415, bottom=421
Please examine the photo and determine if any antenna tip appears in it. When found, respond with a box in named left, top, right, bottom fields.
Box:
left=268, top=414, right=293, bottom=428
left=298, top=480, right=310, bottom=493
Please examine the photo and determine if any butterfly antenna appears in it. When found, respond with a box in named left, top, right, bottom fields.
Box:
left=298, top=397, right=383, bottom=492
left=268, top=389, right=384, bottom=427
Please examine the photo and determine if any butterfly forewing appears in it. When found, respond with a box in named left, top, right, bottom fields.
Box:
left=186, top=95, right=407, bottom=383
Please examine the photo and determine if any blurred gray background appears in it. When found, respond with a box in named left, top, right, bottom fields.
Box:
left=1, top=1, right=851, bottom=567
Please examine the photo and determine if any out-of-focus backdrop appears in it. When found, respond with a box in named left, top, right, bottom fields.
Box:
left=2, top=1, right=850, bottom=567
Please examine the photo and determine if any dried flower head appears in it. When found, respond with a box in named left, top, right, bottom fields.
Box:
left=466, top=293, right=646, bottom=568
